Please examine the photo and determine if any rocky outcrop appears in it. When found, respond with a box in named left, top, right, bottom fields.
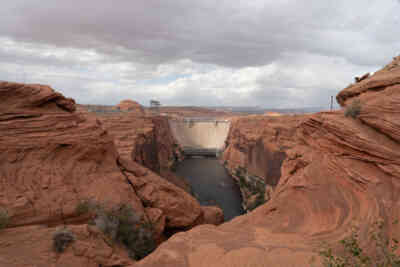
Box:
left=136, top=55, right=400, bottom=267
left=98, top=113, right=188, bottom=191
left=222, top=115, right=307, bottom=210
left=337, top=55, right=400, bottom=106
left=119, top=159, right=202, bottom=229
left=115, top=99, right=145, bottom=114
left=198, top=206, right=224, bottom=226
left=0, top=82, right=220, bottom=266
left=0, top=82, right=143, bottom=265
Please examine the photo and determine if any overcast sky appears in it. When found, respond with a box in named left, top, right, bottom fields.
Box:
left=1, top=0, right=399, bottom=108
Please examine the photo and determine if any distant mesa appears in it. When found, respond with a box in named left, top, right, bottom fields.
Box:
left=264, top=111, right=282, bottom=117
left=115, top=99, right=145, bottom=114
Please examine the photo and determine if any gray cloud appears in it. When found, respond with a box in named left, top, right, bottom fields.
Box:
left=0, top=0, right=399, bottom=107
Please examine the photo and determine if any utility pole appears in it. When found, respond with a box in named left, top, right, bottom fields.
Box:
left=330, top=96, right=333, bottom=111
left=150, top=100, right=161, bottom=114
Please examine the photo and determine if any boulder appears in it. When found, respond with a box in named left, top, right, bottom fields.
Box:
left=199, top=206, right=224, bottom=225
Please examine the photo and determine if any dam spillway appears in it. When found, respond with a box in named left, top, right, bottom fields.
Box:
left=168, top=118, right=230, bottom=156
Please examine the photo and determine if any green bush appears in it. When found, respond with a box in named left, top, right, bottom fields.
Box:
left=89, top=203, right=155, bottom=260
left=75, top=200, right=91, bottom=215
left=109, top=204, right=155, bottom=260
left=75, top=199, right=103, bottom=215
left=234, top=168, right=267, bottom=211
left=53, top=227, right=75, bottom=253
left=0, top=208, right=9, bottom=230
left=319, top=221, right=400, bottom=267
left=345, top=100, right=362, bottom=119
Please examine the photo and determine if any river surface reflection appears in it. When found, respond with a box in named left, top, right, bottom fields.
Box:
left=174, top=158, right=244, bottom=221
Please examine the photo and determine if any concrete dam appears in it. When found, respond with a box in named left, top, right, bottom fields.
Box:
left=169, top=118, right=231, bottom=156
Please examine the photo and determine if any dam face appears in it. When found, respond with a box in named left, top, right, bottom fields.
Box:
left=168, top=118, right=230, bottom=156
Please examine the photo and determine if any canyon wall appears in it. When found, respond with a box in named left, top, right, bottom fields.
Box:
left=0, top=82, right=222, bottom=267
left=97, top=113, right=190, bottom=192
left=96, top=113, right=182, bottom=173
left=137, top=55, right=400, bottom=267
left=222, top=114, right=308, bottom=210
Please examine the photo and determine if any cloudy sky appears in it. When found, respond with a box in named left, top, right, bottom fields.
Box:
left=1, top=0, right=399, bottom=108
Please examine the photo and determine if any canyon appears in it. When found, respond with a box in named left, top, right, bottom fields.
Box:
left=136, top=55, right=400, bottom=266
left=0, top=82, right=223, bottom=266
left=0, top=55, right=399, bottom=266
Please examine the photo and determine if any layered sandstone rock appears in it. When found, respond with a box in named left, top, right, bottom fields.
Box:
left=115, top=99, right=145, bottom=114
left=0, top=82, right=142, bottom=266
left=119, top=159, right=202, bottom=229
left=222, top=115, right=307, bottom=210
left=0, top=224, right=132, bottom=267
left=136, top=56, right=400, bottom=267
left=337, top=55, right=400, bottom=106
left=97, top=113, right=188, bottom=192
left=0, top=82, right=147, bottom=227
left=0, top=82, right=220, bottom=266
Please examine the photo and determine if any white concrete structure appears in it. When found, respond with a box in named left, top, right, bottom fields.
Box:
left=169, top=118, right=230, bottom=154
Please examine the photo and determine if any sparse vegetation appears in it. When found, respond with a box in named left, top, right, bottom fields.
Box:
left=0, top=208, right=9, bottom=230
left=247, top=191, right=266, bottom=211
left=53, top=227, right=75, bottom=253
left=77, top=200, right=156, bottom=260
left=345, top=100, right=362, bottom=119
left=96, top=204, right=155, bottom=260
left=235, top=168, right=267, bottom=211
left=318, top=221, right=400, bottom=267
left=75, top=199, right=93, bottom=215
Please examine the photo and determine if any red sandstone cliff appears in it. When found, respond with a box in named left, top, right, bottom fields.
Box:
left=0, top=82, right=142, bottom=266
left=136, top=55, right=400, bottom=267
left=0, top=82, right=221, bottom=266
left=97, top=113, right=189, bottom=192
left=222, top=114, right=308, bottom=210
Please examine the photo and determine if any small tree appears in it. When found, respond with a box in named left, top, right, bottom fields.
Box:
left=53, top=227, right=75, bottom=253
left=0, top=209, right=10, bottom=230
left=345, top=100, right=362, bottom=119
left=0, top=208, right=9, bottom=230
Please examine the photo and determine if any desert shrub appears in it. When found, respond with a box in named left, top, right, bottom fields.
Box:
left=112, top=205, right=155, bottom=260
left=345, top=100, right=362, bottom=119
left=319, top=221, right=400, bottom=267
left=234, top=169, right=267, bottom=211
left=75, top=199, right=102, bottom=215
left=247, top=192, right=266, bottom=211
left=75, top=200, right=91, bottom=215
left=0, top=208, right=9, bottom=230
left=53, top=227, right=75, bottom=253
left=92, top=203, right=156, bottom=260
left=94, top=211, right=120, bottom=240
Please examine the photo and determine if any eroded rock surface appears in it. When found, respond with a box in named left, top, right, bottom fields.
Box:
left=0, top=82, right=218, bottom=266
left=136, top=56, right=400, bottom=267
left=0, top=82, right=144, bottom=266
left=98, top=113, right=188, bottom=192
left=0, top=82, right=145, bottom=228
left=222, top=114, right=307, bottom=210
